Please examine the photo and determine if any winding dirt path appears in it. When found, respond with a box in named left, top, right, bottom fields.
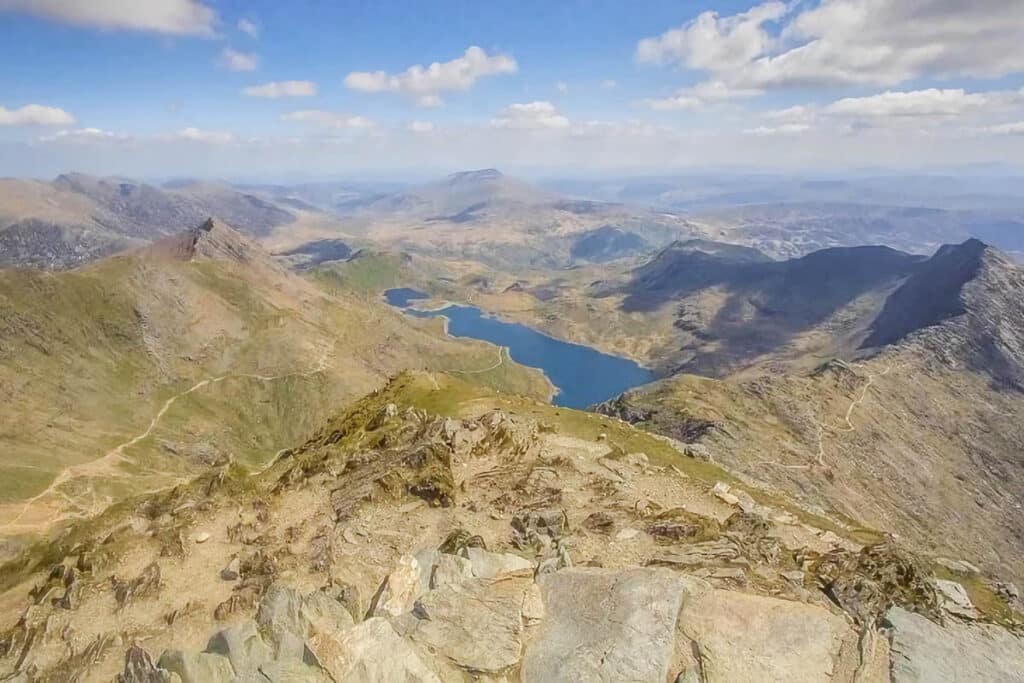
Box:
left=762, top=361, right=899, bottom=471
left=452, top=346, right=506, bottom=374
left=0, top=352, right=332, bottom=535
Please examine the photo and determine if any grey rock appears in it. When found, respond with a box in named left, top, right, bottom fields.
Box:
left=887, top=606, right=1024, bottom=682
left=465, top=547, right=534, bottom=578
left=256, top=584, right=308, bottom=661
left=367, top=554, right=425, bottom=618
left=679, top=588, right=858, bottom=682
left=220, top=557, right=240, bottom=581
left=430, top=552, right=474, bottom=588
left=205, top=619, right=271, bottom=679
left=306, top=617, right=441, bottom=682
left=935, top=579, right=979, bottom=620
left=407, top=576, right=532, bottom=673
left=156, top=650, right=234, bottom=683
left=302, top=589, right=356, bottom=635
left=521, top=567, right=701, bottom=682
left=647, top=538, right=742, bottom=567
left=118, top=644, right=177, bottom=683
left=257, top=659, right=330, bottom=682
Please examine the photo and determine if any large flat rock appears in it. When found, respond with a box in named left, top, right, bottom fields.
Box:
left=307, top=617, right=441, bottom=683
left=405, top=575, right=532, bottom=673
left=887, top=606, right=1024, bottom=682
left=679, top=588, right=859, bottom=682
left=521, top=567, right=702, bottom=682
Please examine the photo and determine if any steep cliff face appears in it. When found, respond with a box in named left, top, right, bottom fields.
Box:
left=0, top=373, right=1020, bottom=681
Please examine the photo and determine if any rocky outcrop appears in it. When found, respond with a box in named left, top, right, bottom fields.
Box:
left=886, top=606, right=1024, bottom=681
left=3, top=383, right=1021, bottom=682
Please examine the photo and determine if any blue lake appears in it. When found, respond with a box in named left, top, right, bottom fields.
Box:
left=384, top=288, right=655, bottom=409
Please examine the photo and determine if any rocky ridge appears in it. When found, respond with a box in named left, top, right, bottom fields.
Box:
left=0, top=373, right=1020, bottom=681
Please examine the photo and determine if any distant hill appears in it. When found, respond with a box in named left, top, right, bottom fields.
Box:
left=329, top=168, right=697, bottom=269
left=0, top=174, right=300, bottom=269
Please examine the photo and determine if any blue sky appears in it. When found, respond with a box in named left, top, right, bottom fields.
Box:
left=1, top=0, right=1023, bottom=178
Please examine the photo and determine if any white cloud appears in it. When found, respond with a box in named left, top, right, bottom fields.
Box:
left=344, top=46, right=517, bottom=107
left=281, top=110, right=375, bottom=129
left=600, top=80, right=618, bottom=90
left=0, top=0, right=216, bottom=35
left=237, top=17, right=258, bottom=38
left=0, top=103, right=75, bottom=126
left=219, top=47, right=258, bottom=72
left=39, top=127, right=125, bottom=142
left=765, top=104, right=816, bottom=124
left=982, top=121, right=1024, bottom=136
left=637, top=0, right=1024, bottom=92
left=636, top=2, right=788, bottom=71
left=242, top=81, right=317, bottom=98
left=824, top=89, right=991, bottom=118
left=175, top=127, right=235, bottom=144
left=743, top=123, right=811, bottom=136
left=643, top=80, right=762, bottom=110
left=407, top=120, right=435, bottom=133
left=490, top=101, right=570, bottom=130
left=570, top=119, right=666, bottom=138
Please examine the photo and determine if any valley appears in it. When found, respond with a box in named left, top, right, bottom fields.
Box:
left=2, top=167, right=1024, bottom=682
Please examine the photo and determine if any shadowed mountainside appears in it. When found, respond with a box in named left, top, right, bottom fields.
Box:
left=598, top=239, right=1024, bottom=587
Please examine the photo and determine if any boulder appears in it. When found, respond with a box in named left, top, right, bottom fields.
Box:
left=406, top=575, right=532, bottom=673
left=678, top=588, right=858, bottom=682
left=257, top=659, right=330, bottom=682
left=256, top=584, right=308, bottom=660
left=367, top=554, right=424, bottom=618
left=302, top=589, right=356, bottom=635
left=465, top=547, right=534, bottom=578
left=118, top=645, right=177, bottom=683
left=156, top=650, right=234, bottom=683
left=430, top=553, right=475, bottom=588
left=934, top=579, right=979, bottom=620
left=306, top=617, right=441, bottom=682
left=521, top=567, right=700, bottom=682
left=886, top=606, right=1024, bottom=681
left=204, top=619, right=271, bottom=679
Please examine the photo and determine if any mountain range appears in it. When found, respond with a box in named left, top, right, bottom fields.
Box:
left=1, top=169, right=1023, bottom=681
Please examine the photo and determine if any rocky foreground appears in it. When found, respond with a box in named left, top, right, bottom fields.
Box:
left=0, top=373, right=1022, bottom=681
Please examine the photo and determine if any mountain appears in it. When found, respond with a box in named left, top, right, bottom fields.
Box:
left=0, top=219, right=550, bottom=549
left=326, top=169, right=697, bottom=270
left=1, top=372, right=1021, bottom=681
left=597, top=239, right=1024, bottom=587
left=690, top=202, right=1024, bottom=260
left=0, top=174, right=302, bottom=269
left=568, top=226, right=650, bottom=263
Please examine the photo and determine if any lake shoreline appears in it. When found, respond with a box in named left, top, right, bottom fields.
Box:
left=383, top=288, right=654, bottom=409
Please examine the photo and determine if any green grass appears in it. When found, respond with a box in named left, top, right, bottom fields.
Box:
left=933, top=564, right=1024, bottom=627
left=309, top=253, right=408, bottom=294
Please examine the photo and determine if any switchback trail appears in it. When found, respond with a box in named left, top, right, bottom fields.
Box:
left=762, top=361, right=899, bottom=471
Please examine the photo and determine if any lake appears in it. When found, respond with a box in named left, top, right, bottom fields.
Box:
left=384, top=288, right=655, bottom=408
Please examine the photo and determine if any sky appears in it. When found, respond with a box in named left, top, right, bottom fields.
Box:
left=1, top=0, right=1024, bottom=180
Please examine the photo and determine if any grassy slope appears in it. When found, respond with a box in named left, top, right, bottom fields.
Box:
left=0, top=244, right=549, bottom=541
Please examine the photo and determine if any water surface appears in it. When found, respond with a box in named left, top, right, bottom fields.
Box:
left=384, top=288, right=654, bottom=408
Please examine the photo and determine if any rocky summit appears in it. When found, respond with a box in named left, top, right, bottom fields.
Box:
left=0, top=372, right=1021, bottom=681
